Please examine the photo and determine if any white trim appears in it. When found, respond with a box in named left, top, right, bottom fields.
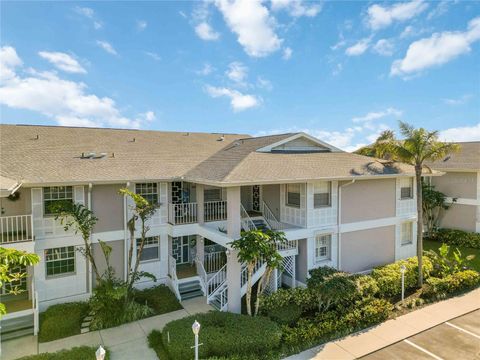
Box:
left=446, top=197, right=480, bottom=206
left=339, top=215, right=416, bottom=233
left=256, top=132, right=342, bottom=153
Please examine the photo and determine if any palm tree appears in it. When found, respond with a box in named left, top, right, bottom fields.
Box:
left=359, top=122, right=459, bottom=286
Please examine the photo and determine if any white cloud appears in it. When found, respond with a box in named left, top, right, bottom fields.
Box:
left=270, top=0, right=322, bottom=18
left=195, top=22, right=220, bottom=41
left=440, top=123, right=480, bottom=142
left=137, top=20, right=147, bottom=31
left=138, top=111, right=156, bottom=122
left=145, top=51, right=161, bottom=61
left=282, top=47, right=293, bottom=60
left=332, top=63, right=343, bottom=76
left=204, top=85, right=261, bottom=111
left=352, top=107, right=402, bottom=124
left=96, top=40, right=118, bottom=55
left=38, top=51, right=86, bottom=74
left=0, top=46, right=153, bottom=129
left=442, top=94, right=473, bottom=106
left=256, top=76, right=273, bottom=91
left=366, top=0, right=428, bottom=30
left=427, top=0, right=451, bottom=20
left=391, top=17, right=480, bottom=77
left=196, top=63, right=215, bottom=76
left=372, top=39, right=394, bottom=56
left=226, top=61, right=248, bottom=83
left=214, top=0, right=282, bottom=57
left=345, top=37, right=371, bottom=56
left=74, top=6, right=103, bottom=29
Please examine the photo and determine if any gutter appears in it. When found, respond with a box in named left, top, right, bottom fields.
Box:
left=87, top=183, right=93, bottom=294
left=123, top=181, right=130, bottom=281
left=337, top=179, right=356, bottom=271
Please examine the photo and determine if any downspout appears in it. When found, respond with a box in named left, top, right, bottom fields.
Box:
left=337, top=179, right=355, bottom=271
left=123, top=182, right=130, bottom=281
left=87, top=183, right=93, bottom=294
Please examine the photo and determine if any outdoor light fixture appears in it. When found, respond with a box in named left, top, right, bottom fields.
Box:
left=400, top=264, right=407, bottom=305
left=192, top=320, right=202, bottom=360
left=95, top=345, right=106, bottom=360
left=225, top=249, right=231, bottom=257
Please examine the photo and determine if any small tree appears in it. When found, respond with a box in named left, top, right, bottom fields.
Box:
left=422, top=182, right=456, bottom=236
left=0, top=247, right=39, bottom=317
left=52, top=202, right=102, bottom=281
left=119, top=188, right=159, bottom=296
left=229, top=229, right=286, bottom=316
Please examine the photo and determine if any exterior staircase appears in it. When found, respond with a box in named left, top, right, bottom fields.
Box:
left=0, top=313, right=34, bottom=340
left=178, top=278, right=204, bottom=301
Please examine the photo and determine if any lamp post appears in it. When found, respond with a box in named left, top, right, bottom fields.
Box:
left=192, top=320, right=201, bottom=360
left=400, top=264, right=406, bottom=305
left=95, top=345, right=106, bottom=360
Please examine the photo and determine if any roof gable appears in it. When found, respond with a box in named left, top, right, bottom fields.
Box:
left=256, top=133, right=342, bottom=153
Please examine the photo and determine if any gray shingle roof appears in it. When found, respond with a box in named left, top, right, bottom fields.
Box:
left=427, top=142, right=480, bottom=171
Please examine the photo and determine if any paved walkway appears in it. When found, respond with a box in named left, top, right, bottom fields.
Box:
left=1, top=296, right=213, bottom=360
left=285, top=288, right=480, bottom=359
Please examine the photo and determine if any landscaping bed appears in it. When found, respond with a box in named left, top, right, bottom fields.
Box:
left=16, top=346, right=110, bottom=360
left=424, top=239, right=480, bottom=272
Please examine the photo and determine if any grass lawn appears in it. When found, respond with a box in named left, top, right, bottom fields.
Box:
left=134, top=285, right=183, bottom=315
left=38, top=302, right=89, bottom=343
left=424, top=239, right=480, bottom=272
left=16, top=346, right=110, bottom=360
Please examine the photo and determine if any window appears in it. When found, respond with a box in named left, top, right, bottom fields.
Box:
left=286, top=184, right=301, bottom=207
left=401, top=222, right=413, bottom=245
left=314, top=182, right=331, bottom=208
left=205, top=188, right=222, bottom=202
left=315, top=234, right=331, bottom=262
left=43, top=186, right=73, bottom=215
left=1, top=265, right=27, bottom=295
left=135, top=183, right=158, bottom=204
left=45, top=246, right=75, bottom=277
left=137, top=236, right=160, bottom=262
left=400, top=178, right=413, bottom=199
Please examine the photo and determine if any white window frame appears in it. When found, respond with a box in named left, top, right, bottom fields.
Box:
left=315, top=234, right=332, bottom=262
left=45, top=246, right=76, bottom=278
left=136, top=236, right=160, bottom=262
left=285, top=184, right=301, bottom=208
left=314, top=181, right=332, bottom=208
left=400, top=178, right=414, bottom=200
left=135, top=183, right=158, bottom=204
left=401, top=222, right=413, bottom=246
left=43, top=186, right=73, bottom=216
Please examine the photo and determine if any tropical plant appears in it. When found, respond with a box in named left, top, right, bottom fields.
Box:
left=425, top=243, right=475, bottom=278
left=229, top=229, right=287, bottom=316
left=307, top=270, right=357, bottom=311
left=422, top=182, right=456, bottom=236
left=52, top=202, right=102, bottom=281
left=0, top=247, right=39, bottom=316
left=358, top=122, right=459, bottom=286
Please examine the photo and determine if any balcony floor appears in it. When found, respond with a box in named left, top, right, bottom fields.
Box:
left=177, top=263, right=197, bottom=279
left=4, top=297, right=32, bottom=313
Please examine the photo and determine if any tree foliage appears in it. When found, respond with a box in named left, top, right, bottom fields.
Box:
left=422, top=182, right=456, bottom=236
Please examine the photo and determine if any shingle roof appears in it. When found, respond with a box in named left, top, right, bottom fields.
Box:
left=0, top=124, right=419, bottom=186
left=427, top=142, right=480, bottom=171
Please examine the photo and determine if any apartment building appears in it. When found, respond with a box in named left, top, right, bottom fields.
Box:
left=428, top=142, right=480, bottom=233
left=0, top=124, right=422, bottom=334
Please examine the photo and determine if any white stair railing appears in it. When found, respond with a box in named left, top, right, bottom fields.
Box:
left=240, top=258, right=265, bottom=288
left=219, top=285, right=228, bottom=311
left=168, top=203, right=198, bottom=225
left=260, top=202, right=284, bottom=231
left=194, top=257, right=207, bottom=295
left=206, top=263, right=227, bottom=301
left=33, top=290, right=39, bottom=335
left=168, top=255, right=181, bottom=300
left=0, top=214, right=34, bottom=244
left=240, top=204, right=257, bottom=232
left=204, top=251, right=226, bottom=273
left=276, top=239, right=298, bottom=252
left=204, top=201, right=228, bottom=222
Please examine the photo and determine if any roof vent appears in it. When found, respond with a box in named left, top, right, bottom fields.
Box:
left=217, top=135, right=225, bottom=141
left=81, top=152, right=96, bottom=159
left=443, top=156, right=451, bottom=162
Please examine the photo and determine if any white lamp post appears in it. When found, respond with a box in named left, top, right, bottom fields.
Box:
left=192, top=320, right=201, bottom=360
left=95, top=345, right=106, bottom=360
left=400, top=264, right=407, bottom=305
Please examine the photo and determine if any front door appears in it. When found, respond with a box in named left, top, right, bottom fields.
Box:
left=172, top=236, right=190, bottom=264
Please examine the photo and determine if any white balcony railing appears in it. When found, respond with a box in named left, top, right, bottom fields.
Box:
left=204, top=250, right=227, bottom=273
left=0, top=214, right=34, bottom=244
left=204, top=201, right=227, bottom=222
left=168, top=203, right=198, bottom=225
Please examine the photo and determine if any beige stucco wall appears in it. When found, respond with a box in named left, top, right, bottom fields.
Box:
left=340, top=179, right=396, bottom=224
left=0, top=188, right=30, bottom=216
left=92, top=239, right=125, bottom=286
left=341, top=225, right=395, bottom=273
left=92, top=184, right=124, bottom=233
left=262, top=184, right=281, bottom=219
left=431, top=172, right=478, bottom=199
left=439, top=203, right=478, bottom=232
left=295, top=238, right=308, bottom=283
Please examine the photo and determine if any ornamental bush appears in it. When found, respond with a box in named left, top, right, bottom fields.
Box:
left=160, top=312, right=282, bottom=359
left=430, top=228, right=480, bottom=249
left=38, top=302, right=89, bottom=343
left=259, top=287, right=316, bottom=312
left=264, top=303, right=303, bottom=326
left=422, top=270, right=480, bottom=300
left=371, top=256, right=433, bottom=298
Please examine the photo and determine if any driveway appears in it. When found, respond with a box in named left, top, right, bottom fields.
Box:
left=361, top=309, right=480, bottom=360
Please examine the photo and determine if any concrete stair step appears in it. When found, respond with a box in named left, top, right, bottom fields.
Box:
left=181, top=289, right=204, bottom=301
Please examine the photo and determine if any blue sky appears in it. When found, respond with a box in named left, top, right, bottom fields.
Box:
left=1, top=0, right=479, bottom=151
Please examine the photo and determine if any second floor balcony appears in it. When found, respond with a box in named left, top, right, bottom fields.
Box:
left=0, top=214, right=34, bottom=245
left=168, top=200, right=228, bottom=225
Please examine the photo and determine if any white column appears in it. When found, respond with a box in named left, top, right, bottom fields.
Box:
left=227, top=186, right=241, bottom=239
left=197, top=184, right=205, bottom=224
left=196, top=235, right=204, bottom=263
left=226, top=249, right=242, bottom=313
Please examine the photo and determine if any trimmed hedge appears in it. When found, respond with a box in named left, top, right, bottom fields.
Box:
left=371, top=256, right=433, bottom=298
left=422, top=270, right=480, bottom=300
left=265, top=303, right=303, bottom=326
left=16, top=346, right=110, bottom=360
left=430, top=228, right=480, bottom=249
left=160, top=312, right=282, bottom=359
left=38, top=302, right=89, bottom=343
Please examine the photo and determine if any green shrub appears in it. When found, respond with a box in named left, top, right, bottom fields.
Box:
left=371, top=257, right=433, bottom=298
left=134, top=285, right=183, bottom=315
left=422, top=270, right=480, bottom=300
left=310, top=272, right=358, bottom=311
left=160, top=312, right=282, bottom=359
left=39, top=302, right=89, bottom=343
left=16, top=346, right=109, bottom=360
left=430, top=228, right=480, bottom=249
left=265, top=303, right=303, bottom=326
left=425, top=243, right=476, bottom=278
left=306, top=266, right=340, bottom=286
left=260, top=287, right=316, bottom=312
left=354, top=275, right=379, bottom=298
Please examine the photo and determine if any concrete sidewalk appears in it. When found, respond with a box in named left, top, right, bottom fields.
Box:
left=285, top=288, right=480, bottom=359
left=1, top=296, right=213, bottom=360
